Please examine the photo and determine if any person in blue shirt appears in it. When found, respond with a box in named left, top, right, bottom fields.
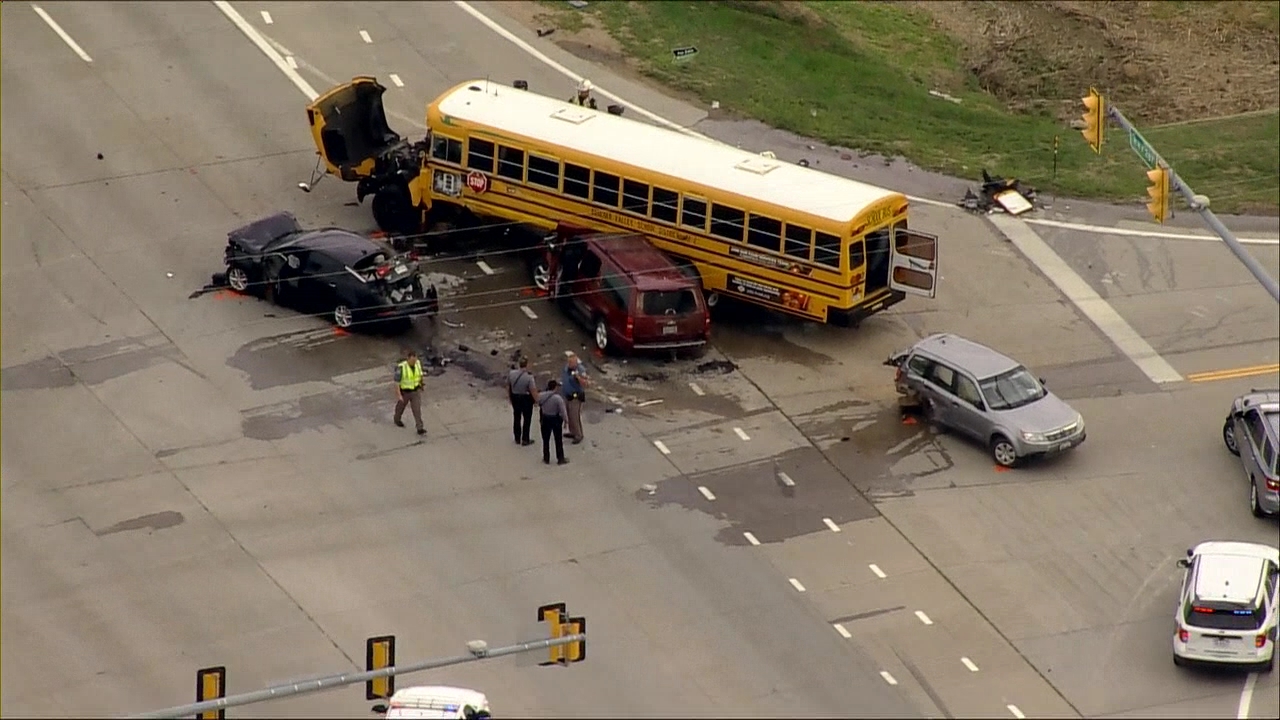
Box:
left=560, top=352, right=589, bottom=444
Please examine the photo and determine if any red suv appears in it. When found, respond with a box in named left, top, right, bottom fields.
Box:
left=537, top=230, right=710, bottom=355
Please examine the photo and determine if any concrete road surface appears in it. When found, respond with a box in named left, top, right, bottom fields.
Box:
left=4, top=2, right=1278, bottom=719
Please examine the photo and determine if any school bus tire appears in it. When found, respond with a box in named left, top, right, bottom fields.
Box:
left=371, top=183, right=416, bottom=236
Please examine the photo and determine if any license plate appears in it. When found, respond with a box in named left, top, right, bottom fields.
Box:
left=1056, top=441, right=1074, bottom=452
left=394, top=263, right=407, bottom=274
left=662, top=325, right=677, bottom=335
left=1215, top=637, right=1232, bottom=647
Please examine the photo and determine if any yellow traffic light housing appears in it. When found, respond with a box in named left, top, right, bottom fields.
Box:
left=1146, top=167, right=1170, bottom=224
left=563, top=616, right=586, bottom=664
left=1081, top=87, right=1105, bottom=154
left=365, top=635, right=396, bottom=700
left=537, top=602, right=586, bottom=665
left=195, top=666, right=227, bottom=720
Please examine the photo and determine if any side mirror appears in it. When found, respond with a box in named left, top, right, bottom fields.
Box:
left=1186, top=548, right=1194, bottom=558
left=1176, top=558, right=1190, bottom=569
left=1039, top=377, right=1047, bottom=386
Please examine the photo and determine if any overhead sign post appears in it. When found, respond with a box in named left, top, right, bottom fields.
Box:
left=672, top=46, right=698, bottom=61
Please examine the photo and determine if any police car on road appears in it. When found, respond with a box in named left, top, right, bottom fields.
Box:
left=373, top=686, right=491, bottom=719
left=1173, top=541, right=1279, bottom=672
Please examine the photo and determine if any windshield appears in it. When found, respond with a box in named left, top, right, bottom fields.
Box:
left=979, top=366, right=1046, bottom=411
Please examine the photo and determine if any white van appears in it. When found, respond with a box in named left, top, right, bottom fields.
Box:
left=1173, top=541, right=1279, bottom=671
left=378, top=686, right=492, bottom=719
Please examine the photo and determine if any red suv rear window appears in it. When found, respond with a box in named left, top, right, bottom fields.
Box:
left=641, top=290, right=699, bottom=316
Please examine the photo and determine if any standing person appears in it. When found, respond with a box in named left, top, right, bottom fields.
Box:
left=507, top=357, right=538, bottom=447
left=560, top=352, right=590, bottom=444
left=393, top=348, right=426, bottom=436
left=569, top=79, right=598, bottom=109
left=538, top=379, right=568, bottom=465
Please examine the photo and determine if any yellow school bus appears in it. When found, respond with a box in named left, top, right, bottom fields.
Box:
left=304, top=77, right=939, bottom=326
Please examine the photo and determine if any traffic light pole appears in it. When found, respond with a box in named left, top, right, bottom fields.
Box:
left=122, top=633, right=585, bottom=720
left=1104, top=103, right=1280, bottom=303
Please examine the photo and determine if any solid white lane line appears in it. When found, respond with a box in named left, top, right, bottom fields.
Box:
left=823, top=518, right=841, bottom=533
left=653, top=440, right=671, bottom=455
left=788, top=578, right=806, bottom=592
left=1026, top=217, right=1279, bottom=244
left=880, top=671, right=898, bottom=686
left=733, top=427, right=750, bottom=441
left=359, top=29, right=372, bottom=43
left=743, top=531, right=760, bottom=546
left=1237, top=671, right=1257, bottom=719
left=689, top=382, right=705, bottom=396
left=778, top=471, right=795, bottom=487
left=389, top=73, right=405, bottom=88
left=833, top=623, right=851, bottom=639
left=869, top=563, right=887, bottom=578
left=213, top=1, right=318, bottom=99
left=915, top=610, right=933, bottom=625
left=697, top=486, right=716, bottom=501
left=961, top=657, right=979, bottom=672
left=476, top=260, right=494, bottom=275
left=1007, top=705, right=1025, bottom=719
left=31, top=5, right=93, bottom=62
left=259, top=9, right=273, bottom=24
left=987, top=213, right=1184, bottom=385
left=520, top=305, right=538, bottom=320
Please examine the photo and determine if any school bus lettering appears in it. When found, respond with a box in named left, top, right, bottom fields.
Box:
left=864, top=206, right=894, bottom=228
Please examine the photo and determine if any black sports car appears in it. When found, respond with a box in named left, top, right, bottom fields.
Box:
left=223, top=212, right=438, bottom=330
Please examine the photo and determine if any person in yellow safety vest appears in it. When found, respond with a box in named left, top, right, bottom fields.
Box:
left=393, top=348, right=426, bottom=436
left=570, top=79, right=598, bottom=110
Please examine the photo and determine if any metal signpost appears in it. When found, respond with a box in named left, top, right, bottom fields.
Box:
left=1093, top=96, right=1279, bottom=303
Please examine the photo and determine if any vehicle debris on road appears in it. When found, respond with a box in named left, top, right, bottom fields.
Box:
left=958, top=169, right=1038, bottom=216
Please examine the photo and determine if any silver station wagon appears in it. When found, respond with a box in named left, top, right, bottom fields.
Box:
left=887, top=333, right=1086, bottom=468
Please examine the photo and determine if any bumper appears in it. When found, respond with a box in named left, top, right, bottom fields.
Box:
left=1174, top=640, right=1274, bottom=670
left=1015, top=430, right=1086, bottom=457
left=630, top=338, right=708, bottom=352
left=828, top=290, right=906, bottom=327
left=1258, top=485, right=1280, bottom=515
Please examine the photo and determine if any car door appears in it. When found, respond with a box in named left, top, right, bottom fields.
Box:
left=300, top=250, right=345, bottom=313
left=273, top=250, right=309, bottom=307
left=920, top=359, right=961, bottom=429
left=946, top=372, right=991, bottom=441
left=568, top=249, right=604, bottom=322
left=1242, top=409, right=1268, bottom=485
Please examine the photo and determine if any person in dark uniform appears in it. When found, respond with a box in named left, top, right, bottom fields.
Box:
left=507, top=357, right=538, bottom=446
left=569, top=79, right=598, bottom=109
left=537, top=379, right=568, bottom=465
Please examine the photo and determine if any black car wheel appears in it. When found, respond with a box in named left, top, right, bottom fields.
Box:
left=371, top=184, right=417, bottom=236
left=226, top=266, right=251, bottom=293
left=333, top=304, right=355, bottom=329
left=1223, top=419, right=1240, bottom=456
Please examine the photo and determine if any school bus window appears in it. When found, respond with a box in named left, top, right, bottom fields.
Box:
left=813, top=231, right=842, bottom=269
left=526, top=154, right=560, bottom=190
left=497, top=146, right=525, bottom=182
left=747, top=215, right=783, bottom=252
left=467, top=138, right=496, bottom=173
left=848, top=238, right=866, bottom=268
left=563, top=163, right=591, bottom=199
left=681, top=196, right=708, bottom=232
left=783, top=224, right=812, bottom=261
left=592, top=170, right=621, bottom=207
left=622, top=179, right=650, bottom=214
left=710, top=204, right=745, bottom=242
left=431, top=136, right=463, bottom=164
left=651, top=187, right=678, bottom=223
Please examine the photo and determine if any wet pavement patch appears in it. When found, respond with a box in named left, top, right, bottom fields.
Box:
left=241, top=382, right=388, bottom=440
left=93, top=510, right=185, bottom=536
left=1, top=356, right=76, bottom=391
left=694, top=360, right=737, bottom=374
left=2, top=336, right=179, bottom=390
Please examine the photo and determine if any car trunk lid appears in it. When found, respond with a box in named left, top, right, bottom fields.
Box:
left=633, top=288, right=706, bottom=344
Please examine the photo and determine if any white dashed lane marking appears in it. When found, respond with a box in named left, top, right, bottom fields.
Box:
left=520, top=305, right=538, bottom=320
left=285, top=55, right=298, bottom=69
left=879, top=671, right=898, bottom=686
left=743, top=531, right=760, bottom=546
left=915, top=611, right=933, bottom=626
left=389, top=73, right=405, bottom=88
left=653, top=440, right=670, bottom=455
left=822, top=517, right=840, bottom=533
left=869, top=563, right=887, bottom=579
left=359, top=29, right=372, bottom=43
left=260, top=10, right=273, bottom=23
left=778, top=471, right=795, bottom=487
left=961, top=657, right=979, bottom=672
left=833, top=623, right=851, bottom=639
left=697, top=486, right=716, bottom=501
left=1007, top=705, right=1025, bottom=719
left=476, top=260, right=494, bottom=275
left=788, top=578, right=806, bottom=592
left=689, top=382, right=704, bottom=396
left=733, top=427, right=750, bottom=441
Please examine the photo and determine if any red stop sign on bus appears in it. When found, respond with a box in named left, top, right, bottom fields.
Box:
left=466, top=171, right=490, bottom=194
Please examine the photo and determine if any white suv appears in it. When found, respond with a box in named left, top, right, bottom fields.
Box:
left=1173, top=541, right=1279, bottom=672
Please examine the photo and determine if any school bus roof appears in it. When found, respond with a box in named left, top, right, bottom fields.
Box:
left=431, top=80, right=905, bottom=225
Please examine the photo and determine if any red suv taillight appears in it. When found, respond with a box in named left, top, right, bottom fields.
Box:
left=1257, top=633, right=1268, bottom=648
left=625, top=316, right=634, bottom=340
left=1267, top=478, right=1279, bottom=491
left=1178, top=628, right=1189, bottom=643
left=703, top=313, right=711, bottom=338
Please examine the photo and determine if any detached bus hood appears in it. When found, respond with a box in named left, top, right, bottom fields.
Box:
left=306, top=77, right=403, bottom=182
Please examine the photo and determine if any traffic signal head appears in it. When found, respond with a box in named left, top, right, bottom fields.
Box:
left=563, top=616, right=586, bottom=664
left=196, top=666, right=227, bottom=720
left=1081, top=88, right=1105, bottom=154
left=538, top=603, right=567, bottom=666
left=365, top=635, right=396, bottom=700
left=1146, top=167, right=1170, bottom=223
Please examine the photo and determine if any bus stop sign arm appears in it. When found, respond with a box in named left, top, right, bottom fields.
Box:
left=1105, top=102, right=1279, bottom=304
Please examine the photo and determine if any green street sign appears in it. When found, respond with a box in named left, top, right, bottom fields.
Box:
left=1128, top=128, right=1157, bottom=169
